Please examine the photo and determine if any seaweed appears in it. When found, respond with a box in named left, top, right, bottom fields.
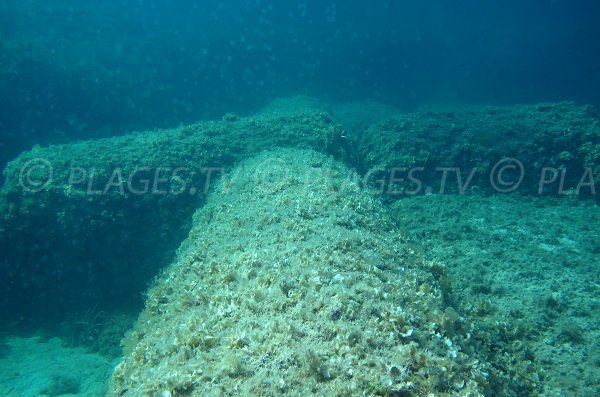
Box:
left=60, top=303, right=106, bottom=348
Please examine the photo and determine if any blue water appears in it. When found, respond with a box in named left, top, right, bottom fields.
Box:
left=1, top=1, right=600, bottom=395
left=1, top=0, right=600, bottom=174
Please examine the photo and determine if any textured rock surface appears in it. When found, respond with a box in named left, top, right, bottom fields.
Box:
left=2, top=98, right=599, bottom=323
left=109, top=149, right=492, bottom=396
left=0, top=99, right=344, bottom=321
left=391, top=193, right=600, bottom=396
left=2, top=97, right=599, bottom=395
left=358, top=102, right=600, bottom=197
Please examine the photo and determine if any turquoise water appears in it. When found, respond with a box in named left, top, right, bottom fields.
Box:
left=0, top=2, right=599, bottom=396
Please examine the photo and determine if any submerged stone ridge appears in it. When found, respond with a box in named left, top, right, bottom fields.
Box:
left=2, top=97, right=599, bottom=322
left=109, top=149, right=489, bottom=396
left=358, top=102, right=600, bottom=197
left=0, top=100, right=344, bottom=320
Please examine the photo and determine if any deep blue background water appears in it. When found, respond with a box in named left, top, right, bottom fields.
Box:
left=1, top=0, right=600, bottom=176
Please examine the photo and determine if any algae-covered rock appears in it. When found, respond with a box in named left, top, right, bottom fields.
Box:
left=0, top=102, right=344, bottom=321
left=109, top=149, right=491, bottom=397
left=358, top=102, right=600, bottom=197
left=390, top=193, right=600, bottom=396
left=2, top=96, right=599, bottom=331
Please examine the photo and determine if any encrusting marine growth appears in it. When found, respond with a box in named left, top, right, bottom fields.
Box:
left=109, top=149, right=488, bottom=397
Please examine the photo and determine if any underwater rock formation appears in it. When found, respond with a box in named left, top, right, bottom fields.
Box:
left=0, top=99, right=344, bottom=321
left=358, top=102, right=600, bottom=197
left=109, top=149, right=489, bottom=396
left=1, top=96, right=598, bottom=327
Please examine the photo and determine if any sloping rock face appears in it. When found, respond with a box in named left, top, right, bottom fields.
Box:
left=0, top=100, right=344, bottom=321
left=109, top=149, right=490, bottom=397
left=2, top=97, right=599, bottom=327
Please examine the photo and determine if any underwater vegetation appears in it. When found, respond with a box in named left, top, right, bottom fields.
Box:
left=0, top=96, right=598, bottom=396
left=392, top=193, right=600, bottom=395
left=59, top=305, right=134, bottom=358
left=1, top=97, right=599, bottom=326
left=2, top=2, right=600, bottom=395
left=110, top=149, right=492, bottom=396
